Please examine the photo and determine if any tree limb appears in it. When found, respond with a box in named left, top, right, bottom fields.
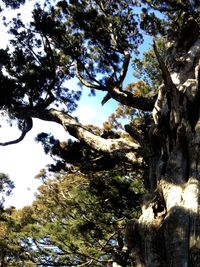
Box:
left=76, top=58, right=155, bottom=111
left=118, top=49, right=131, bottom=86
left=125, top=124, right=151, bottom=160
left=153, top=41, right=177, bottom=97
left=101, top=87, right=155, bottom=110
left=101, top=92, right=111, bottom=105
left=21, top=108, right=143, bottom=166
left=0, top=117, right=33, bottom=146
left=75, top=63, right=104, bottom=90
left=125, top=124, right=145, bottom=145
left=110, top=87, right=156, bottom=111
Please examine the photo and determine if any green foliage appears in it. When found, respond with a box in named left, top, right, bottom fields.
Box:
left=0, top=206, right=39, bottom=266
left=132, top=37, right=166, bottom=90
left=0, top=173, right=14, bottom=209
left=0, top=10, right=81, bottom=118
left=0, top=0, right=197, bottom=122
left=36, top=130, right=126, bottom=173
left=11, top=170, right=143, bottom=266
left=0, top=175, right=27, bottom=266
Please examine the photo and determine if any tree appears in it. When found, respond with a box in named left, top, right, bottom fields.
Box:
left=0, top=0, right=200, bottom=266
left=0, top=174, right=24, bottom=267
left=10, top=169, right=142, bottom=266
left=0, top=205, right=38, bottom=266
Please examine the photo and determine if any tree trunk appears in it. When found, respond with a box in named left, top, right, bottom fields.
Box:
left=126, top=26, right=200, bottom=266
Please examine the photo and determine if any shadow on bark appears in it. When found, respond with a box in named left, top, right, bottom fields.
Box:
left=126, top=204, right=200, bottom=267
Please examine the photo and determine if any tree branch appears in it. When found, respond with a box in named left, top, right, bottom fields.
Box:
left=153, top=41, right=177, bottom=96
left=101, top=92, right=111, bottom=105
left=125, top=124, right=151, bottom=160
left=153, top=41, right=181, bottom=126
left=75, top=63, right=104, bottom=90
left=118, top=49, right=131, bottom=86
left=22, top=108, right=143, bottom=166
left=76, top=54, right=155, bottom=111
left=125, top=124, right=145, bottom=145
left=110, top=87, right=156, bottom=111
left=0, top=117, right=33, bottom=146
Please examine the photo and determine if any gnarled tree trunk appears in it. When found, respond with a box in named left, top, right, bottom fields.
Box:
left=126, top=20, right=200, bottom=267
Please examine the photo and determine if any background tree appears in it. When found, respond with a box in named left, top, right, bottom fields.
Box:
left=9, top=168, right=142, bottom=266
left=0, top=0, right=200, bottom=266
left=0, top=174, right=27, bottom=267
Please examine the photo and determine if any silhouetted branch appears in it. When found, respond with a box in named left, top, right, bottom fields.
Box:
left=0, top=117, right=33, bottom=146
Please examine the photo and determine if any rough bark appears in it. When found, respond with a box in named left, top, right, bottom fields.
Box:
left=125, top=21, right=200, bottom=267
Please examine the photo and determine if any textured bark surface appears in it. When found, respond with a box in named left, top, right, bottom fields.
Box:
left=126, top=21, right=200, bottom=267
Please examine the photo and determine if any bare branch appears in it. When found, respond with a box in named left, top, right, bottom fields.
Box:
left=77, top=73, right=155, bottom=111
left=0, top=117, right=33, bottom=146
left=118, top=49, right=131, bottom=85
left=152, top=84, right=165, bottom=124
left=153, top=41, right=177, bottom=94
left=110, top=87, right=156, bottom=111
left=153, top=41, right=181, bottom=126
left=100, top=232, right=117, bottom=252
left=101, top=93, right=111, bottom=105
left=75, top=63, right=104, bottom=90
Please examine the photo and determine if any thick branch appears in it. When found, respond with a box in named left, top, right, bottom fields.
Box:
left=125, top=124, right=148, bottom=148
left=102, top=87, right=155, bottom=111
left=153, top=41, right=175, bottom=91
left=76, top=61, right=155, bottom=111
left=101, top=92, right=111, bottom=105
left=110, top=87, right=156, bottom=111
left=23, top=108, right=143, bottom=166
left=0, top=117, right=33, bottom=146
left=125, top=124, right=151, bottom=160
left=153, top=41, right=181, bottom=126
left=153, top=41, right=178, bottom=102
left=125, top=124, right=143, bottom=143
